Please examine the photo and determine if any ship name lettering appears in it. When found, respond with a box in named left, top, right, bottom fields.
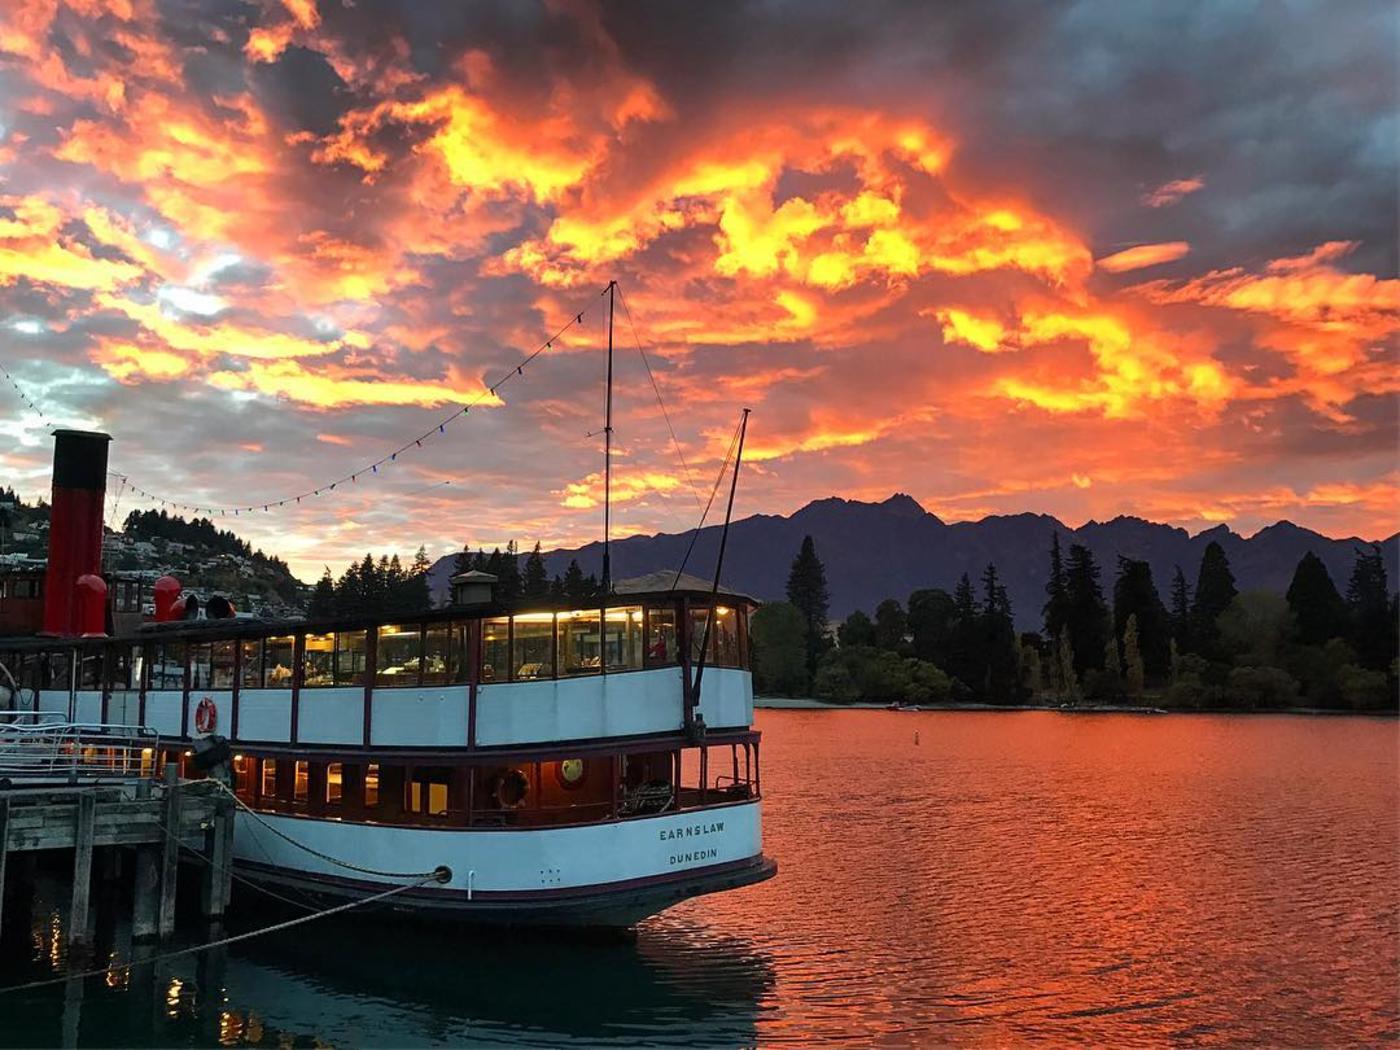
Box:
left=669, top=848, right=720, bottom=866
left=658, top=821, right=724, bottom=842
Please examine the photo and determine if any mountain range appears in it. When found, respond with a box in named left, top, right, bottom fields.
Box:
left=428, top=495, right=1399, bottom=631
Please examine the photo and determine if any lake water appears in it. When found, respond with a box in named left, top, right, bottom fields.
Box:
left=2, top=710, right=1396, bottom=1046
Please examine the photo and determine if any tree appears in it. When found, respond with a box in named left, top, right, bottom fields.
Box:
left=523, top=542, right=549, bottom=600
left=907, top=588, right=956, bottom=667
left=403, top=546, right=432, bottom=611
left=497, top=541, right=522, bottom=602
left=1064, top=544, right=1108, bottom=675
left=980, top=563, right=1019, bottom=702
left=1286, top=551, right=1347, bottom=646
left=1169, top=566, right=1193, bottom=650
left=786, top=535, right=831, bottom=672
left=1122, top=614, right=1145, bottom=696
left=1218, top=592, right=1293, bottom=667
left=872, top=598, right=907, bottom=653
left=749, top=602, right=809, bottom=696
left=837, top=610, right=875, bottom=648
left=1056, top=627, right=1079, bottom=704
left=452, top=545, right=475, bottom=577
left=308, top=568, right=335, bottom=619
left=1345, top=544, right=1395, bottom=670
left=561, top=559, right=589, bottom=602
left=1043, top=532, right=1069, bottom=643
left=1192, top=541, right=1237, bottom=647
left=947, top=573, right=982, bottom=691
left=1113, top=558, right=1170, bottom=680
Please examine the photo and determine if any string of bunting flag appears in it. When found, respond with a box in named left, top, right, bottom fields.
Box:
left=111, top=283, right=610, bottom=519
left=0, top=362, right=54, bottom=430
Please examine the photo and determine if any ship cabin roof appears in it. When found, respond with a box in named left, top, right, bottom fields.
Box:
left=0, top=585, right=757, bottom=652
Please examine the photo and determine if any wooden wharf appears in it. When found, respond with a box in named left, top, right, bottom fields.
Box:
left=0, top=765, right=235, bottom=946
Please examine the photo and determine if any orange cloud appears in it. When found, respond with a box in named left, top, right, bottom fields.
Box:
left=1097, top=241, right=1190, bottom=273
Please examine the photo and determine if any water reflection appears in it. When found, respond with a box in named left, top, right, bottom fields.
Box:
left=2, top=710, right=1396, bottom=1046
left=0, top=877, right=775, bottom=1047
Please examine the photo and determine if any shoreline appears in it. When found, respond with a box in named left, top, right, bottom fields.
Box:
left=754, top=697, right=1397, bottom=717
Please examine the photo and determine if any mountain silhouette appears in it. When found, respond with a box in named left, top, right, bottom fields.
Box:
left=429, top=495, right=1398, bottom=631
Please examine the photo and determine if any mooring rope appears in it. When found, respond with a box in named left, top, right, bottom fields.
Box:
left=207, top=780, right=445, bottom=881
left=0, top=872, right=445, bottom=997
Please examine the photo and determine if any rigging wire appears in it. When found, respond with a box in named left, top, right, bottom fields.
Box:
left=614, top=283, right=703, bottom=510
left=0, top=874, right=442, bottom=998
left=669, top=411, right=744, bottom=590
left=109, top=283, right=611, bottom=518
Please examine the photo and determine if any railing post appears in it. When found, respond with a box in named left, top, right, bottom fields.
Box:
left=0, top=796, right=9, bottom=935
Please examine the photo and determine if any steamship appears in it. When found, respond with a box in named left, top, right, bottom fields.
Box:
left=0, top=421, right=775, bottom=924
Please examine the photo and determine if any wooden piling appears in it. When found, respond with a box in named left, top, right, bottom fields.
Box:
left=68, top=791, right=96, bottom=947
left=158, top=764, right=181, bottom=939
left=132, top=845, right=159, bottom=941
left=201, top=794, right=234, bottom=920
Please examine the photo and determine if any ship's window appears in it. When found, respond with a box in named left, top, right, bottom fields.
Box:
left=189, top=644, right=212, bottom=690
left=43, top=652, right=71, bottom=690
left=689, top=606, right=740, bottom=668
left=364, top=763, right=380, bottom=807
left=233, top=755, right=252, bottom=802
left=376, top=624, right=422, bottom=687
left=557, top=610, right=600, bottom=676
left=152, top=642, right=186, bottom=691
left=239, top=639, right=263, bottom=689
left=605, top=606, right=644, bottom=671
left=514, top=613, right=555, bottom=679
left=407, top=768, right=451, bottom=818
left=645, top=606, right=678, bottom=666
left=325, top=762, right=343, bottom=805
left=264, top=636, right=294, bottom=687
left=421, top=622, right=453, bottom=685
left=294, top=760, right=309, bottom=803
left=335, top=631, right=367, bottom=687
left=259, top=758, right=277, bottom=802
left=211, top=640, right=236, bottom=689
left=302, top=634, right=334, bottom=687
left=78, top=651, right=104, bottom=690
left=482, top=618, right=509, bottom=682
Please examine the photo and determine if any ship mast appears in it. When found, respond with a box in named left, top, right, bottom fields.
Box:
left=602, top=280, right=615, bottom=596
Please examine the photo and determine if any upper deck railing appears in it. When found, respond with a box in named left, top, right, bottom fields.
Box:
left=0, top=715, right=161, bottom=782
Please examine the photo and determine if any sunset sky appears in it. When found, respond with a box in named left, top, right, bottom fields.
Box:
left=1, top=0, right=1396, bottom=580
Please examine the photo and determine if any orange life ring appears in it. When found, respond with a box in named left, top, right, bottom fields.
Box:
left=194, top=696, right=217, bottom=734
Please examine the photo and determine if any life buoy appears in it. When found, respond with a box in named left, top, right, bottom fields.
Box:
left=194, top=696, right=218, bottom=734
left=491, top=768, right=530, bottom=809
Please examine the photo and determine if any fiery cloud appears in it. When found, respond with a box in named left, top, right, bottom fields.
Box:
left=0, top=0, right=1393, bottom=576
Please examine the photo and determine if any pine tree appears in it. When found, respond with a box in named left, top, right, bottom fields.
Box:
left=1123, top=613, right=1145, bottom=696
left=405, top=546, right=433, bottom=611
left=1286, top=551, right=1346, bottom=646
left=1192, top=541, right=1237, bottom=646
left=1044, top=532, right=1070, bottom=643
left=1104, top=633, right=1122, bottom=680
left=523, top=542, right=549, bottom=600
left=980, top=563, right=1019, bottom=701
left=497, top=541, right=522, bottom=602
left=948, top=573, right=982, bottom=691
left=1345, top=544, right=1395, bottom=670
left=452, top=545, right=474, bottom=577
left=786, top=535, right=831, bottom=672
left=308, top=568, right=335, bottom=619
left=1064, top=544, right=1109, bottom=675
left=1113, top=557, right=1170, bottom=680
left=548, top=574, right=565, bottom=601
left=873, top=598, right=907, bottom=652
left=562, top=559, right=588, bottom=602
left=1169, top=566, right=1192, bottom=649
